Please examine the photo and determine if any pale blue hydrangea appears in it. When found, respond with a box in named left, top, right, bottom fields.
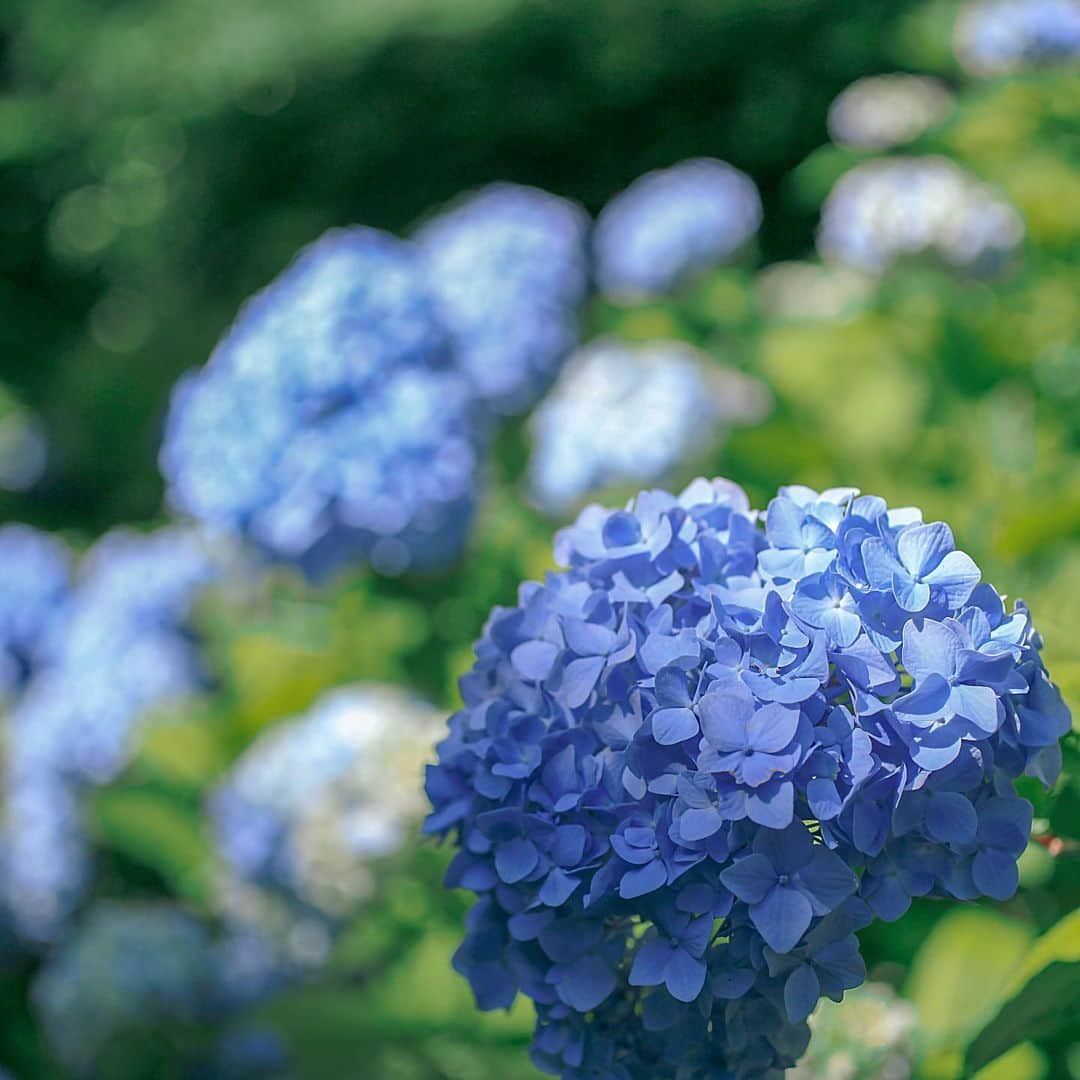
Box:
left=2, top=527, right=215, bottom=943
left=417, top=183, right=590, bottom=414
left=161, top=228, right=482, bottom=577
left=818, top=157, right=1025, bottom=276
left=954, top=0, right=1080, bottom=75
left=426, top=479, right=1069, bottom=1078
left=210, top=684, right=442, bottom=981
left=527, top=340, right=769, bottom=513
left=827, top=74, right=953, bottom=151
left=32, top=903, right=214, bottom=1073
left=593, top=159, right=762, bottom=298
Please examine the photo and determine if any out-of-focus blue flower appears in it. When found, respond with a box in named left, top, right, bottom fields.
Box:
left=32, top=903, right=214, bottom=1074
left=593, top=159, right=762, bottom=298
left=527, top=339, right=769, bottom=513
left=827, top=74, right=954, bottom=151
left=818, top=157, right=1025, bottom=276
left=210, top=683, right=442, bottom=980
left=425, top=478, right=1069, bottom=1078
left=954, top=0, right=1080, bottom=75
left=417, top=183, right=590, bottom=414
left=1, top=528, right=216, bottom=943
left=0, top=525, right=70, bottom=696
left=161, top=227, right=482, bottom=577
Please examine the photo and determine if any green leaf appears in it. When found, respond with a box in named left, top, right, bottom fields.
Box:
left=89, top=787, right=212, bottom=904
left=964, top=909, right=1080, bottom=1075
left=906, top=908, right=1033, bottom=1066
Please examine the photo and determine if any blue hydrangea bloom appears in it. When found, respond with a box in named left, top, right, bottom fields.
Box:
left=593, top=159, right=762, bottom=298
left=161, top=227, right=482, bottom=577
left=417, top=183, right=590, bottom=414
left=425, top=479, right=1070, bottom=1078
left=527, top=340, right=769, bottom=513
left=954, top=0, right=1080, bottom=75
left=32, top=903, right=214, bottom=1073
left=209, top=684, right=442, bottom=980
left=818, top=157, right=1025, bottom=277
left=826, top=74, right=953, bottom=151
left=1, top=528, right=215, bottom=943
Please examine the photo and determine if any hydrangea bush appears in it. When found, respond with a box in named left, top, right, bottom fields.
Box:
left=953, top=0, right=1080, bottom=75
left=161, top=228, right=481, bottom=578
left=818, top=157, right=1025, bottom=277
left=417, top=183, right=590, bottom=415
left=593, top=159, right=762, bottom=299
left=425, top=479, right=1070, bottom=1079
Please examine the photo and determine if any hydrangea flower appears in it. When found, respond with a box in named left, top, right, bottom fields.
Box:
left=527, top=340, right=769, bottom=513
left=32, top=903, right=214, bottom=1073
left=425, top=478, right=1070, bottom=1078
left=827, top=74, right=953, bottom=151
left=818, top=157, right=1025, bottom=277
left=1, top=528, right=215, bottom=943
left=593, top=159, right=762, bottom=298
left=210, top=684, right=443, bottom=975
left=954, top=0, right=1080, bottom=75
left=416, top=183, right=590, bottom=414
left=0, top=525, right=70, bottom=696
left=161, top=227, right=482, bottom=577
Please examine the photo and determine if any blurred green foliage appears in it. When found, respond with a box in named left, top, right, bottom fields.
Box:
left=1, top=0, right=1078, bottom=1077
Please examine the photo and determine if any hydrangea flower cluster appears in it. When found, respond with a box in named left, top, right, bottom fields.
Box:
left=527, top=340, right=769, bottom=514
left=161, top=228, right=482, bottom=577
left=593, top=159, right=762, bottom=299
left=210, top=684, right=443, bottom=974
left=954, top=0, right=1080, bottom=75
left=0, top=525, right=70, bottom=696
left=826, top=74, right=953, bottom=151
left=818, top=157, right=1025, bottom=277
left=32, top=903, right=214, bottom=1074
left=417, top=183, right=590, bottom=414
left=425, top=479, right=1070, bottom=1079
left=2, top=528, right=215, bottom=943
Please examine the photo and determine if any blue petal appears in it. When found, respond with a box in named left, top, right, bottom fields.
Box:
left=894, top=673, right=952, bottom=719
left=746, top=780, right=794, bottom=829
left=651, top=706, right=699, bottom=745
left=748, top=702, right=800, bottom=753
left=679, top=807, right=725, bottom=842
left=511, top=640, right=559, bottom=681
left=495, top=837, right=539, bottom=884
left=897, top=521, right=954, bottom=578
left=783, top=963, right=820, bottom=1023
left=628, top=936, right=674, bottom=988
left=562, top=655, right=605, bottom=708
left=806, top=778, right=843, bottom=821
left=539, top=869, right=581, bottom=907
left=892, top=572, right=930, bottom=613
left=924, top=792, right=978, bottom=845
left=555, top=954, right=616, bottom=1012
left=619, top=858, right=668, bottom=899
left=950, top=682, right=1001, bottom=735
left=698, top=689, right=754, bottom=748
left=902, top=619, right=962, bottom=681
left=798, top=846, right=857, bottom=913
left=923, top=549, right=981, bottom=607
left=665, top=948, right=707, bottom=1003
left=751, top=885, right=813, bottom=954
left=719, top=853, right=776, bottom=904
left=860, top=537, right=902, bottom=591
left=972, top=849, right=1019, bottom=901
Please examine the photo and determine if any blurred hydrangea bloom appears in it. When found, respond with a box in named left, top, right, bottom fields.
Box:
left=593, top=159, right=762, bottom=298
left=0, top=525, right=70, bottom=696
left=789, top=982, right=917, bottom=1080
left=425, top=479, right=1069, bottom=1078
left=32, top=903, right=214, bottom=1073
left=417, top=183, right=590, bottom=414
left=210, top=684, right=443, bottom=975
left=827, top=75, right=953, bottom=151
left=954, top=0, right=1080, bottom=75
left=527, top=340, right=769, bottom=513
left=2, top=527, right=216, bottom=943
left=818, top=157, right=1025, bottom=276
left=161, top=228, right=482, bottom=577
